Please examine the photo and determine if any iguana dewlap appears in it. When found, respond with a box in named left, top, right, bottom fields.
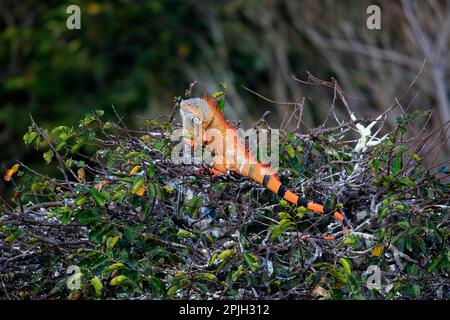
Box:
left=179, top=95, right=348, bottom=238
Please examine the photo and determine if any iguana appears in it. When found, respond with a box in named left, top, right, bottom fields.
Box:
left=179, top=95, right=349, bottom=239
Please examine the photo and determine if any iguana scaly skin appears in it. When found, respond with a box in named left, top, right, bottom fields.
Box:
left=179, top=95, right=349, bottom=239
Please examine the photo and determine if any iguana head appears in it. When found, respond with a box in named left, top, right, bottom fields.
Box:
left=179, top=97, right=213, bottom=131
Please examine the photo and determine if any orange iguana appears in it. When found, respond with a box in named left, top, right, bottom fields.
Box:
left=179, top=95, right=349, bottom=239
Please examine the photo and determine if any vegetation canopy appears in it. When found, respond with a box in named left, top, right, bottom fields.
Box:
left=0, top=81, right=448, bottom=300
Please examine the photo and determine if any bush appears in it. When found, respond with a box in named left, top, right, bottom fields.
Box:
left=1, top=90, right=448, bottom=300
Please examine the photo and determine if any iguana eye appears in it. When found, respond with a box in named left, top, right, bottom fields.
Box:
left=191, top=116, right=200, bottom=124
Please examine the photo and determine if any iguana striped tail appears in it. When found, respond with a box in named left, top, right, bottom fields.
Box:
left=239, top=161, right=349, bottom=240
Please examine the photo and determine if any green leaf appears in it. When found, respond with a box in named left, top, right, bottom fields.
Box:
left=89, top=188, right=106, bottom=207
left=147, top=275, right=165, bottom=297
left=296, top=206, right=307, bottom=219
left=231, top=265, right=244, bottom=282
left=330, top=268, right=347, bottom=284
left=71, top=142, right=83, bottom=154
left=75, top=197, right=88, bottom=206
left=89, top=223, right=113, bottom=243
left=194, top=282, right=208, bottom=293
left=77, top=209, right=98, bottom=225
left=90, top=277, right=103, bottom=296
left=278, top=212, right=291, bottom=219
left=107, top=235, right=120, bottom=249
left=397, top=219, right=409, bottom=229
left=147, top=162, right=155, bottom=178
left=243, top=253, right=259, bottom=271
left=409, top=153, right=421, bottom=162
left=394, top=146, right=407, bottom=155
left=124, top=151, right=141, bottom=159
left=43, top=149, right=54, bottom=164
left=399, top=178, right=415, bottom=186
left=340, top=258, right=352, bottom=275
left=411, top=284, right=421, bottom=298
left=370, top=159, right=380, bottom=173
left=218, top=249, right=235, bottom=261
left=208, top=253, right=218, bottom=267
left=269, top=225, right=283, bottom=241
left=279, top=218, right=294, bottom=228
left=167, top=285, right=180, bottom=297
left=112, top=191, right=127, bottom=203
left=343, top=235, right=355, bottom=246
left=131, top=178, right=144, bottom=194
left=5, top=233, right=17, bottom=242
left=405, top=236, right=413, bottom=252
left=23, top=131, right=38, bottom=145
left=279, top=200, right=289, bottom=207
left=177, top=229, right=195, bottom=239
left=391, top=157, right=402, bottom=175
left=123, top=226, right=139, bottom=242
left=197, top=273, right=217, bottom=281
left=402, top=283, right=421, bottom=298
left=426, top=256, right=442, bottom=273
left=105, top=262, right=125, bottom=272
left=285, top=145, right=296, bottom=158
left=109, top=275, right=129, bottom=286
left=227, top=203, right=237, bottom=213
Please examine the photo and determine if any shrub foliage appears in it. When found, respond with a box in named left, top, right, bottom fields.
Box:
left=1, top=96, right=449, bottom=300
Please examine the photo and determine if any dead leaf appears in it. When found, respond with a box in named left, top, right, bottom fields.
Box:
left=68, top=289, right=81, bottom=300
left=134, top=186, right=146, bottom=196
left=18, top=291, right=28, bottom=300
left=4, top=164, right=20, bottom=182
left=78, top=168, right=86, bottom=183
left=312, top=285, right=330, bottom=298
left=372, top=245, right=384, bottom=257
left=94, top=180, right=110, bottom=191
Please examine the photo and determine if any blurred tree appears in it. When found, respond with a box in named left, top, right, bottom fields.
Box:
left=0, top=0, right=206, bottom=168
left=186, top=0, right=449, bottom=160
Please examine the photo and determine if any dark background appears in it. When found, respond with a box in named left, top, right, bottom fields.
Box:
left=1, top=0, right=449, bottom=185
